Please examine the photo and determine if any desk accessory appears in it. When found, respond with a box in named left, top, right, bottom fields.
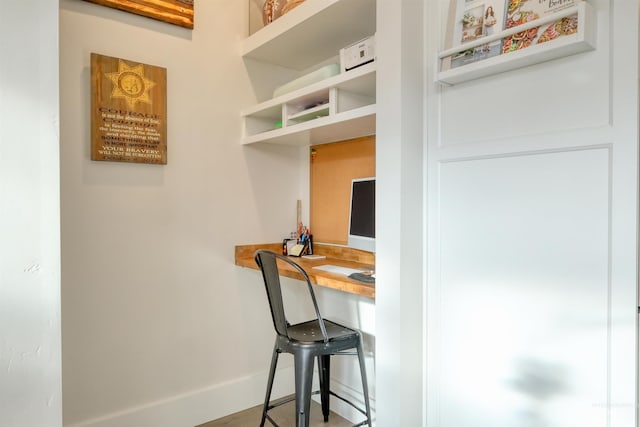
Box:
left=313, top=265, right=364, bottom=276
left=348, top=272, right=375, bottom=283
left=289, top=227, right=312, bottom=257
left=283, top=238, right=298, bottom=255
left=288, top=242, right=307, bottom=257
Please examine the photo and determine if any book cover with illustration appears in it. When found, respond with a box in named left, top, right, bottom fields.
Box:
left=503, top=0, right=579, bottom=54
left=446, top=0, right=506, bottom=69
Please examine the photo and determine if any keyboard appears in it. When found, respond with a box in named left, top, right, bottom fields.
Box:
left=312, top=264, right=365, bottom=276
left=348, top=272, right=375, bottom=283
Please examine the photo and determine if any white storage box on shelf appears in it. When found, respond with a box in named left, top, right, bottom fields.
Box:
left=273, top=64, right=341, bottom=98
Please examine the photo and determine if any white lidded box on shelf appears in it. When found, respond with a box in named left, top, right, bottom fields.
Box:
left=273, top=63, right=341, bottom=98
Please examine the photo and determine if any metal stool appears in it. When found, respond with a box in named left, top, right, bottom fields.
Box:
left=254, top=250, right=372, bottom=427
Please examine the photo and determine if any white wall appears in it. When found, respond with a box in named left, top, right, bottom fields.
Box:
left=0, top=1, right=62, bottom=427
left=56, top=1, right=639, bottom=426
left=59, top=1, right=310, bottom=425
left=375, top=1, right=426, bottom=426
left=425, top=1, right=637, bottom=426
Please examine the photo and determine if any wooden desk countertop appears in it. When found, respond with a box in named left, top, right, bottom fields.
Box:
left=235, top=243, right=375, bottom=299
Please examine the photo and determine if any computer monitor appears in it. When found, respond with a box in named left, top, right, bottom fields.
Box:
left=348, top=177, right=375, bottom=252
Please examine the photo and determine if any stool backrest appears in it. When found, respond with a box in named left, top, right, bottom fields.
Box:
left=254, top=250, right=328, bottom=342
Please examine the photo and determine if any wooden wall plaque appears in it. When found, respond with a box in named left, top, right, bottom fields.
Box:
left=91, top=53, right=167, bottom=165
left=82, top=0, right=194, bottom=29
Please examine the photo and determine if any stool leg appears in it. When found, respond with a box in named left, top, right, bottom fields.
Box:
left=357, top=338, right=372, bottom=427
left=318, top=355, right=330, bottom=422
left=294, top=350, right=315, bottom=427
left=260, top=344, right=280, bottom=427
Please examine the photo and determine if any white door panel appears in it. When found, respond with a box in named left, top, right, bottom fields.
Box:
left=436, top=149, right=609, bottom=426
left=425, top=2, right=638, bottom=425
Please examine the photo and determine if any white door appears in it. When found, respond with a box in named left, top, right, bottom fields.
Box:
left=426, top=1, right=638, bottom=426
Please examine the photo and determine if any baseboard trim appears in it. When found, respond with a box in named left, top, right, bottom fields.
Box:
left=64, top=366, right=295, bottom=427
left=65, top=365, right=376, bottom=427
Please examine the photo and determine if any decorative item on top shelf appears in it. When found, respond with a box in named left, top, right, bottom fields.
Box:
left=437, top=0, right=595, bottom=85
left=282, top=0, right=305, bottom=14
left=262, top=0, right=305, bottom=25
left=262, top=0, right=284, bottom=25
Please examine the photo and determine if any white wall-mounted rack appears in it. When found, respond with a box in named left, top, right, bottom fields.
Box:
left=437, top=1, right=596, bottom=85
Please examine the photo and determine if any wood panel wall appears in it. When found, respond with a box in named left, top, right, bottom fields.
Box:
left=310, top=136, right=375, bottom=245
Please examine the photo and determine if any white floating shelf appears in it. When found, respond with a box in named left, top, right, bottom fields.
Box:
left=242, top=0, right=376, bottom=70
left=242, top=62, right=376, bottom=117
left=241, top=63, right=376, bottom=145
left=437, top=1, right=596, bottom=85
left=242, top=104, right=376, bottom=146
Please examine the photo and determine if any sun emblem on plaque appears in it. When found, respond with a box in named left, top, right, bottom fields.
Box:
left=105, top=60, right=156, bottom=108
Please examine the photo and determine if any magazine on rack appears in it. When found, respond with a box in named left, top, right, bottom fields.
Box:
left=444, top=0, right=506, bottom=70
left=443, top=0, right=581, bottom=71
left=502, top=0, right=578, bottom=54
